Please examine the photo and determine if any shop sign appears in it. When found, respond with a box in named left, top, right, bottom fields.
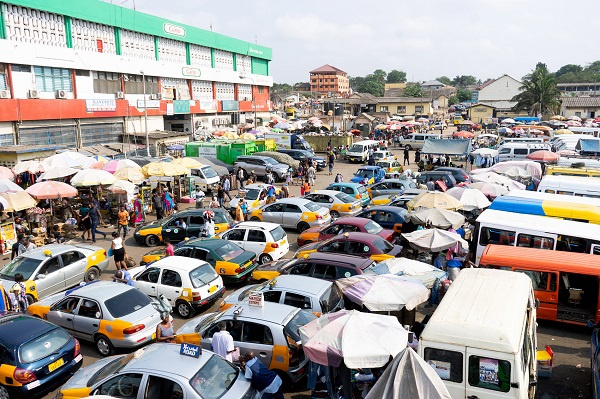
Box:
left=86, top=99, right=116, bottom=112
left=182, top=67, right=201, bottom=77
left=137, top=100, right=160, bottom=109
left=164, top=23, right=186, bottom=37
left=248, top=47, right=264, bottom=56
left=200, top=99, right=217, bottom=111
left=166, top=102, right=174, bottom=116
left=174, top=100, right=191, bottom=114
left=222, top=100, right=239, bottom=111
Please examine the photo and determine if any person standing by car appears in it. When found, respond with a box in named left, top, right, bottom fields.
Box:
left=117, top=206, right=129, bottom=238
left=10, top=273, right=28, bottom=312
left=133, top=194, right=144, bottom=226
left=203, top=211, right=215, bottom=237
left=153, top=191, right=164, bottom=220
left=307, top=164, right=316, bottom=186
left=217, top=184, right=225, bottom=208
left=11, top=234, right=24, bottom=260
left=111, top=231, right=127, bottom=271
left=238, top=167, right=245, bottom=189
left=212, top=321, right=236, bottom=362
left=222, top=175, right=231, bottom=202
left=414, top=148, right=421, bottom=164
left=328, top=151, right=335, bottom=176
left=164, top=237, right=175, bottom=257
left=403, top=146, right=410, bottom=166
left=156, top=312, right=176, bottom=343
left=113, top=269, right=134, bottom=286
left=241, top=352, right=284, bottom=399
left=235, top=200, right=245, bottom=224
left=17, top=236, right=36, bottom=256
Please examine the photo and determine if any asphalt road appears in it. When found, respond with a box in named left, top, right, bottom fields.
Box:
left=16, top=139, right=590, bottom=399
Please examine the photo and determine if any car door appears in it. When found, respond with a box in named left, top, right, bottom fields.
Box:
left=311, top=264, right=337, bottom=281
left=370, top=183, right=386, bottom=198
left=187, top=215, right=205, bottom=238
left=60, top=250, right=88, bottom=287
left=319, top=224, right=344, bottom=241
left=92, top=373, right=144, bottom=398
left=282, top=203, right=302, bottom=228
left=34, top=256, right=66, bottom=298
left=191, top=248, right=218, bottom=268
left=72, top=298, right=102, bottom=341
left=346, top=240, right=372, bottom=258
left=133, top=267, right=160, bottom=298
left=201, top=319, right=243, bottom=352
left=157, top=269, right=183, bottom=306
left=239, top=321, right=274, bottom=368
left=46, top=296, right=80, bottom=334
left=318, top=240, right=347, bottom=256
left=222, top=228, right=247, bottom=250
left=261, top=203, right=284, bottom=224
left=283, top=292, right=313, bottom=312
left=161, top=217, right=187, bottom=243
left=285, top=262, right=314, bottom=277
left=142, top=375, right=184, bottom=399
left=245, top=229, right=267, bottom=257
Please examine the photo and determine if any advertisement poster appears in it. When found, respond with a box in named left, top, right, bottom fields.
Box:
left=427, top=360, right=451, bottom=380
left=0, top=222, right=16, bottom=255
left=479, top=358, right=499, bottom=385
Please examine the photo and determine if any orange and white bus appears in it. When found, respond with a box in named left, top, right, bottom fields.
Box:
left=479, top=244, right=600, bottom=326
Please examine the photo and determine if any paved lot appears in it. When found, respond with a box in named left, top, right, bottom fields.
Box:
left=6, top=141, right=587, bottom=399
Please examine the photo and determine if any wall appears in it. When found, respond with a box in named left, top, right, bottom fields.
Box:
left=125, top=115, right=164, bottom=134
left=562, top=107, right=600, bottom=118
left=470, top=106, right=494, bottom=123
left=376, top=102, right=433, bottom=116
left=478, top=75, right=522, bottom=102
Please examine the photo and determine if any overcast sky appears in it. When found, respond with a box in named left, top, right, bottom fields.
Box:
left=126, top=0, right=600, bottom=84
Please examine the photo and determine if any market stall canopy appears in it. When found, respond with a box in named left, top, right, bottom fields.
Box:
left=471, top=172, right=526, bottom=190
left=499, top=166, right=532, bottom=181
left=477, top=134, right=499, bottom=140
left=0, top=179, right=24, bottom=193
left=471, top=148, right=498, bottom=157
left=39, top=166, right=79, bottom=181
left=172, top=157, right=203, bottom=169
left=553, top=128, right=572, bottom=135
left=446, top=187, right=491, bottom=210
left=0, top=191, right=37, bottom=211
left=107, top=179, right=136, bottom=194
left=71, top=169, right=117, bottom=187
left=421, top=139, right=471, bottom=156
left=13, top=160, right=44, bottom=174
left=299, top=310, right=408, bottom=368
left=526, top=150, right=559, bottom=162
left=113, top=167, right=145, bottom=184
left=335, top=274, right=429, bottom=311
left=467, top=182, right=508, bottom=198
left=471, top=160, right=542, bottom=180
left=501, top=118, right=516, bottom=124
left=42, top=151, right=94, bottom=170
left=365, top=348, right=452, bottom=399
left=103, top=159, right=141, bottom=174
left=141, top=162, right=188, bottom=177
left=402, top=228, right=468, bottom=252
left=406, top=208, right=465, bottom=229
left=576, top=139, right=600, bottom=155
left=25, top=181, right=77, bottom=199
left=370, top=258, right=447, bottom=289
left=406, top=191, right=464, bottom=212
left=0, top=167, right=15, bottom=182
left=550, top=115, right=566, bottom=121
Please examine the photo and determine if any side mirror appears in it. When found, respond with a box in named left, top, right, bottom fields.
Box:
left=588, top=319, right=596, bottom=328
left=35, top=274, right=46, bottom=280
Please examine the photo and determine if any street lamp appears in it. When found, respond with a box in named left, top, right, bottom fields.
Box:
left=141, top=70, right=150, bottom=156
left=240, top=75, right=257, bottom=128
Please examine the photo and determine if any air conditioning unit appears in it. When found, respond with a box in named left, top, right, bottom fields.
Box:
left=56, top=89, right=67, bottom=99
left=150, top=93, right=161, bottom=100
left=28, top=89, right=39, bottom=99
left=115, top=91, right=125, bottom=99
left=0, top=90, right=9, bottom=99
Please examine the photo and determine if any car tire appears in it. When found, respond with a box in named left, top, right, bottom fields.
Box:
left=259, top=254, right=272, bottom=265
left=0, top=384, right=10, bottom=399
left=145, top=234, right=160, bottom=247
left=297, top=222, right=310, bottom=233
left=176, top=300, right=193, bottom=319
left=250, top=216, right=261, bottom=222
left=330, top=210, right=340, bottom=219
left=26, top=294, right=36, bottom=305
left=85, top=266, right=100, bottom=282
left=95, top=334, right=114, bottom=356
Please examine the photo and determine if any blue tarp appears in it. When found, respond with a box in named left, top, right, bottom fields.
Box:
left=577, top=139, right=600, bottom=154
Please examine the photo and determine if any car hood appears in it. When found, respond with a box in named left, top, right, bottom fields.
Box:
left=350, top=176, right=363, bottom=183
left=302, top=225, right=322, bottom=235
left=377, top=229, right=396, bottom=241
left=297, top=241, right=322, bottom=253
left=137, top=219, right=164, bottom=230
left=177, top=312, right=216, bottom=335
left=61, top=354, right=124, bottom=390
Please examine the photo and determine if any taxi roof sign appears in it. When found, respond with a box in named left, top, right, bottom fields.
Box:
left=248, top=291, right=264, bottom=307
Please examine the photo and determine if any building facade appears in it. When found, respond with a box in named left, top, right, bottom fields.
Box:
left=558, top=82, right=600, bottom=97
left=309, top=64, right=349, bottom=96
left=376, top=97, right=433, bottom=117
left=475, top=75, right=522, bottom=114
left=0, top=0, right=273, bottom=151
left=560, top=97, right=600, bottom=119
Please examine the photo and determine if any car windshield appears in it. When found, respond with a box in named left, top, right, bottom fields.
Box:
left=214, top=242, right=245, bottom=261
left=354, top=169, right=374, bottom=177
left=244, top=188, right=261, bottom=200
left=303, top=202, right=321, bottom=212
left=213, top=212, right=231, bottom=225
left=349, top=144, right=364, bottom=152
left=196, top=311, right=225, bottom=333
left=201, top=166, right=218, bottom=179
left=285, top=310, right=317, bottom=342
left=87, top=353, right=134, bottom=387
left=357, top=186, right=367, bottom=194
left=373, top=153, right=385, bottom=159
left=364, top=221, right=383, bottom=234
left=372, top=237, right=395, bottom=254
left=190, top=354, right=239, bottom=398
left=238, top=281, right=269, bottom=301
left=19, top=327, right=71, bottom=363
left=270, top=226, right=286, bottom=242
left=0, top=256, right=42, bottom=280
left=105, top=289, right=152, bottom=318
left=263, top=158, right=278, bottom=165
left=190, top=264, right=219, bottom=288
left=335, top=193, right=356, bottom=203
left=320, top=285, right=343, bottom=313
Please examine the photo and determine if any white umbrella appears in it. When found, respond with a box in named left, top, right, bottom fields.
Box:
left=407, top=208, right=465, bottom=229
left=446, top=187, right=491, bottom=210
left=499, top=166, right=531, bottom=181
left=471, top=172, right=526, bottom=190
left=0, top=179, right=24, bottom=193
left=467, top=182, right=509, bottom=198
left=70, top=169, right=117, bottom=187
left=372, top=258, right=440, bottom=276
left=42, top=151, right=94, bottom=170
left=13, top=160, right=44, bottom=174
left=39, top=166, right=79, bottom=180
left=568, top=115, right=582, bottom=122
left=470, top=148, right=498, bottom=157
left=0, top=192, right=37, bottom=211
left=402, top=228, right=468, bottom=252
left=501, top=118, right=515, bottom=124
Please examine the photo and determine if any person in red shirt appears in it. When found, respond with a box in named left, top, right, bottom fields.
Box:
left=164, top=237, right=174, bottom=257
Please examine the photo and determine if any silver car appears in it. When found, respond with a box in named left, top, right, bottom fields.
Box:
left=368, top=179, right=417, bottom=198
left=26, top=281, right=161, bottom=356
left=57, top=343, right=254, bottom=399
left=249, top=197, right=331, bottom=232
left=303, top=189, right=362, bottom=219
left=233, top=155, right=289, bottom=181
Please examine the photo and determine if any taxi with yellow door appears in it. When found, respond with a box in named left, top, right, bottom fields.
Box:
left=134, top=208, right=233, bottom=247
left=303, top=190, right=362, bottom=219
left=176, top=301, right=317, bottom=384
left=294, top=232, right=402, bottom=262
left=228, top=183, right=280, bottom=216
left=248, top=197, right=331, bottom=233
left=140, top=238, right=258, bottom=283
left=26, top=281, right=161, bottom=356
left=0, top=244, right=108, bottom=304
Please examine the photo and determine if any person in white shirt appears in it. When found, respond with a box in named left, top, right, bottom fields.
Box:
left=212, top=322, right=236, bottom=362
left=203, top=211, right=215, bottom=237
left=17, top=237, right=36, bottom=256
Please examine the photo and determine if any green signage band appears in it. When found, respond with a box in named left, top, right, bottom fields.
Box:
left=64, top=16, right=73, bottom=48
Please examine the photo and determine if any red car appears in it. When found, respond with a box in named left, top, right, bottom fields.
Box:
left=296, top=217, right=396, bottom=247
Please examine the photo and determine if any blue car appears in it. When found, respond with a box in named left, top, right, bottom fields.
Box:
left=356, top=205, right=408, bottom=233
left=325, top=182, right=371, bottom=207
left=0, top=313, right=82, bottom=398
left=350, top=166, right=386, bottom=185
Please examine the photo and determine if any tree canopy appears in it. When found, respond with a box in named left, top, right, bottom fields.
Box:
left=554, top=61, right=600, bottom=83
left=403, top=83, right=424, bottom=97
left=436, top=76, right=452, bottom=86
left=451, top=75, right=477, bottom=87
left=349, top=69, right=407, bottom=96
left=512, top=63, right=561, bottom=115
left=387, top=69, right=407, bottom=83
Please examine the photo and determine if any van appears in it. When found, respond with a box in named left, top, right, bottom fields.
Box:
left=498, top=137, right=547, bottom=145
left=190, top=165, right=220, bottom=192
left=398, top=133, right=443, bottom=150
left=419, top=268, right=537, bottom=399
left=537, top=175, right=600, bottom=198
left=347, top=140, right=380, bottom=163
left=545, top=165, right=600, bottom=178
left=497, top=142, right=550, bottom=161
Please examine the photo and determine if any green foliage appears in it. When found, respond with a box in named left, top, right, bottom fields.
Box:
left=456, top=88, right=472, bottom=102
left=270, top=83, right=292, bottom=103
left=554, top=61, right=600, bottom=83
left=436, top=76, right=452, bottom=85
left=372, top=69, right=387, bottom=84
left=448, top=95, right=459, bottom=105
left=404, top=83, right=424, bottom=97
left=387, top=70, right=407, bottom=83
left=512, top=63, right=561, bottom=115
left=452, top=75, right=477, bottom=87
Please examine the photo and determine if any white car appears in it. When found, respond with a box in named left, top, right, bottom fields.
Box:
left=303, top=190, right=362, bottom=219
left=373, top=150, right=395, bottom=162
left=219, top=221, right=289, bottom=264
left=129, top=256, right=225, bottom=318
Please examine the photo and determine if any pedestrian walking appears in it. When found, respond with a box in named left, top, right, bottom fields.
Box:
left=414, top=148, right=421, bottom=163
left=88, top=202, right=106, bottom=243
left=403, top=146, right=410, bottom=166
left=195, top=186, right=204, bottom=209
left=222, top=175, right=231, bottom=201
left=307, top=164, right=316, bottom=186
left=153, top=191, right=164, bottom=220
left=237, top=167, right=245, bottom=189
left=117, top=206, right=129, bottom=238
left=133, top=194, right=144, bottom=226
left=217, top=184, right=225, bottom=207
left=328, top=151, right=335, bottom=175
left=212, top=322, right=236, bottom=362
left=235, top=200, right=245, bottom=224
left=111, top=231, right=127, bottom=271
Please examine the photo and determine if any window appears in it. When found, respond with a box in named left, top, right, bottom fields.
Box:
left=378, top=211, right=396, bottom=224
left=93, top=71, right=120, bottom=94
left=516, top=270, right=556, bottom=291
left=263, top=290, right=282, bottom=302
left=288, top=262, right=312, bottom=276
left=96, top=373, right=143, bottom=398
left=468, top=356, right=511, bottom=393
left=75, top=70, right=90, bottom=77
left=161, top=270, right=182, bottom=287
left=190, top=354, right=239, bottom=398
left=247, top=230, right=266, bottom=242
left=137, top=267, right=160, bottom=283
left=284, top=293, right=312, bottom=310
left=34, top=66, right=72, bottom=92
left=78, top=299, right=101, bottom=318
left=320, top=240, right=345, bottom=253
left=0, top=71, right=6, bottom=91
left=516, top=234, right=554, bottom=250
left=380, top=106, right=389, bottom=112
left=557, top=235, right=591, bottom=253
left=347, top=241, right=370, bottom=255
left=284, top=204, right=301, bottom=213
left=38, top=257, right=61, bottom=275
left=144, top=376, right=183, bottom=399
left=19, top=328, right=72, bottom=364
left=424, top=348, right=463, bottom=383
left=54, top=297, right=80, bottom=313
left=336, top=266, right=358, bottom=279
left=415, top=106, right=424, bottom=113
left=224, top=229, right=246, bottom=241
left=104, top=289, right=152, bottom=318
left=188, top=216, right=204, bottom=227
left=264, top=203, right=284, bottom=213
left=124, top=74, right=158, bottom=94
left=270, top=226, right=286, bottom=242
left=258, top=86, right=264, bottom=94
left=60, top=251, right=85, bottom=266
left=312, top=264, right=337, bottom=280
left=243, top=322, right=273, bottom=345
left=514, top=148, right=528, bottom=155
left=11, top=64, right=30, bottom=73
left=575, top=112, right=582, bottom=117
left=479, top=227, right=516, bottom=246
left=323, top=225, right=343, bottom=235
left=175, top=247, right=193, bottom=257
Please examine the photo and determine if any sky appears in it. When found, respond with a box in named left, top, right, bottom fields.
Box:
left=121, top=0, right=600, bottom=84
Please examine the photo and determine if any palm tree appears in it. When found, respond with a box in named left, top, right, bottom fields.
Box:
left=512, top=63, right=561, bottom=116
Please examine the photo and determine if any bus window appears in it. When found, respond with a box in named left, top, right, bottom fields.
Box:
left=593, top=245, right=600, bottom=255
left=479, top=227, right=516, bottom=246
left=515, top=270, right=556, bottom=291
left=557, top=235, right=590, bottom=253
left=516, top=234, right=554, bottom=250
left=544, top=190, right=556, bottom=194
left=557, top=190, right=574, bottom=195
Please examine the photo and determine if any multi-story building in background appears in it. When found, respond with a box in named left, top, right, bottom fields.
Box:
left=309, top=64, right=349, bottom=96
left=0, top=0, right=273, bottom=157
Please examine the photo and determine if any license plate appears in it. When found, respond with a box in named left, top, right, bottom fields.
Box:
left=209, top=285, right=218, bottom=294
left=281, top=239, right=287, bottom=245
left=48, top=358, right=64, bottom=372
left=152, top=332, right=157, bottom=340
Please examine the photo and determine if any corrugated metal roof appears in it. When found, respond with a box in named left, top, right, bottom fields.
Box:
left=561, top=97, right=600, bottom=108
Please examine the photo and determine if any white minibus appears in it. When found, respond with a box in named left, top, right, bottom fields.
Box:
left=497, top=142, right=550, bottom=162
left=346, top=140, right=380, bottom=163
left=537, top=175, right=600, bottom=198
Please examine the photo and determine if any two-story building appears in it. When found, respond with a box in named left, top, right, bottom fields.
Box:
left=475, top=75, right=522, bottom=116
left=376, top=97, right=433, bottom=117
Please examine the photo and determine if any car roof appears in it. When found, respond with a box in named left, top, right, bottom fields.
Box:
left=362, top=205, right=408, bottom=214
left=301, top=252, right=374, bottom=267
left=313, top=190, right=346, bottom=197
left=267, top=275, right=332, bottom=295
left=328, top=182, right=362, bottom=188
left=19, top=244, right=87, bottom=260
left=238, top=155, right=271, bottom=160
left=0, top=314, right=57, bottom=348
left=331, top=217, right=369, bottom=226
left=327, top=231, right=381, bottom=243
left=436, top=167, right=464, bottom=172
left=150, top=256, right=211, bottom=272
left=176, top=208, right=226, bottom=216
left=122, top=343, right=221, bottom=379
left=222, top=301, right=298, bottom=324
left=244, top=183, right=269, bottom=190
left=276, top=197, right=312, bottom=206
left=357, top=166, right=381, bottom=170
left=231, top=221, right=282, bottom=231
left=184, top=237, right=227, bottom=249
left=378, top=179, right=411, bottom=184
left=68, top=281, right=133, bottom=302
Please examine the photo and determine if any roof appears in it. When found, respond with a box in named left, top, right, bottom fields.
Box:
left=377, top=97, right=433, bottom=104
left=561, top=97, right=600, bottom=108
left=184, top=237, right=226, bottom=249
left=357, top=166, right=383, bottom=171
left=223, top=301, right=298, bottom=324
left=70, top=281, right=132, bottom=302
left=268, top=275, right=332, bottom=295
left=364, top=205, right=408, bottom=214
left=329, top=217, right=371, bottom=226
left=150, top=256, right=212, bottom=272
left=128, top=130, right=191, bottom=139
left=0, top=315, right=56, bottom=348
left=421, top=268, right=531, bottom=353
left=329, top=231, right=383, bottom=244
left=232, top=221, right=282, bottom=231
left=0, top=145, right=63, bottom=154
left=20, top=244, right=92, bottom=260
left=478, top=100, right=516, bottom=110
left=421, top=80, right=444, bottom=87
left=421, top=139, right=472, bottom=155
left=471, top=103, right=495, bottom=109
left=301, top=252, right=374, bottom=266
left=354, top=113, right=376, bottom=122
left=314, top=189, right=348, bottom=197
left=310, top=64, right=347, bottom=74
left=277, top=197, right=313, bottom=206
left=557, top=82, right=600, bottom=87
left=328, top=182, right=363, bottom=188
